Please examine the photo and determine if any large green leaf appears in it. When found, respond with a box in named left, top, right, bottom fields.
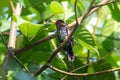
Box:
left=75, top=26, right=96, bottom=50
left=50, top=1, right=64, bottom=14
left=19, top=23, right=43, bottom=40
left=13, top=14, right=28, bottom=26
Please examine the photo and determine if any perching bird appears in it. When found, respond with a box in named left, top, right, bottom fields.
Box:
left=55, top=20, right=74, bottom=62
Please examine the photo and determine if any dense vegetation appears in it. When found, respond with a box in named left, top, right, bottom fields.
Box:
left=0, top=0, right=120, bottom=80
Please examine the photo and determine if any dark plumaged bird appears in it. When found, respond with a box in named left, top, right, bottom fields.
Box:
left=55, top=20, right=74, bottom=62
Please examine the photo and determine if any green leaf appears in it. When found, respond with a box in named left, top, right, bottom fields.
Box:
left=75, top=26, right=96, bottom=49
left=108, top=3, right=120, bottom=22
left=18, top=0, right=31, bottom=7
left=12, top=13, right=17, bottom=22
left=14, top=14, right=29, bottom=26
left=0, top=19, right=10, bottom=32
left=16, top=35, right=30, bottom=49
left=74, top=26, right=99, bottom=56
left=18, top=23, right=43, bottom=40
left=17, top=40, right=52, bottom=64
left=28, top=51, right=50, bottom=64
left=77, top=0, right=85, bottom=10
left=51, top=57, right=67, bottom=70
left=92, top=60, right=115, bottom=80
left=50, top=1, right=64, bottom=14
left=102, top=33, right=114, bottom=52
left=24, top=0, right=31, bottom=7
left=101, top=20, right=116, bottom=37
left=0, top=42, right=6, bottom=64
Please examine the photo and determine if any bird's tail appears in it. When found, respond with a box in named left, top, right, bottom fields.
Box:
left=65, top=50, right=74, bottom=62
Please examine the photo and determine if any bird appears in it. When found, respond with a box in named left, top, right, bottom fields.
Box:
left=55, top=20, right=74, bottom=62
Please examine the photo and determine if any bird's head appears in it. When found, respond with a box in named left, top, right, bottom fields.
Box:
left=55, top=20, right=66, bottom=27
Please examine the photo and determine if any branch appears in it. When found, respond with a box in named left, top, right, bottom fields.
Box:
left=1, top=1, right=31, bottom=79
left=83, top=50, right=90, bottom=80
left=47, top=63, right=120, bottom=77
left=93, top=0, right=120, bottom=8
left=9, top=1, right=16, bottom=13
left=0, top=31, right=28, bottom=73
left=61, top=52, right=111, bottom=80
left=74, top=0, right=78, bottom=27
left=8, top=3, right=22, bottom=48
left=68, top=0, right=116, bottom=27
left=14, top=33, right=57, bottom=55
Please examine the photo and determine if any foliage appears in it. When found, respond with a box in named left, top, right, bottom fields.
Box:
left=0, top=0, right=120, bottom=80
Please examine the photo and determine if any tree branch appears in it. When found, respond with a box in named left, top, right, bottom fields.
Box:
left=14, top=33, right=57, bottom=55
left=61, top=51, right=111, bottom=80
left=8, top=3, right=22, bottom=48
left=47, top=63, right=120, bottom=77
left=93, top=0, right=120, bottom=8
left=1, top=1, right=31, bottom=79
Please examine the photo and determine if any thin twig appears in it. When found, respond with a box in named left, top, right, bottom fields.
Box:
left=47, top=63, right=120, bottom=77
left=92, top=8, right=101, bottom=36
left=85, top=0, right=109, bottom=18
left=74, top=0, right=78, bottom=27
left=93, top=0, right=120, bottom=8
left=9, top=1, right=16, bottom=13
left=70, top=0, right=78, bottom=79
left=71, top=53, right=112, bottom=73
left=83, top=50, right=90, bottom=80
